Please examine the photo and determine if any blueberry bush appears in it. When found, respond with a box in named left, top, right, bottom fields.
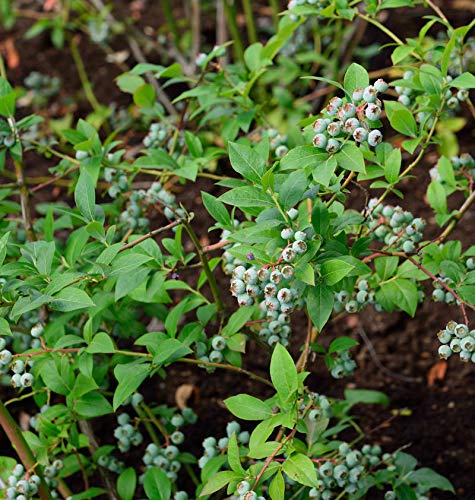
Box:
left=0, top=0, right=473, bottom=499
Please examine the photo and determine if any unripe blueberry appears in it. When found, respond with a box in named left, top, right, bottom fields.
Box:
left=461, top=336, right=475, bottom=352
left=257, top=267, right=270, bottom=281
left=398, top=95, right=411, bottom=106
left=353, top=127, right=368, bottom=143
left=230, top=278, right=246, bottom=296
left=268, top=335, right=280, bottom=347
left=313, top=133, right=328, bottom=149
left=363, top=86, right=377, bottom=103
left=449, top=338, right=461, bottom=353
left=292, top=240, right=307, bottom=254
left=319, top=461, right=334, bottom=477
left=329, top=96, right=343, bottom=108
left=277, top=288, right=292, bottom=304
left=356, top=290, right=368, bottom=303
left=339, top=102, right=357, bottom=119
left=333, top=464, right=349, bottom=481
left=286, top=208, right=299, bottom=220
left=373, top=79, right=388, bottom=92
left=75, top=150, right=88, bottom=160
left=0, top=349, right=12, bottom=364
left=171, top=431, right=185, bottom=445
left=352, top=88, right=364, bottom=102
left=327, top=121, right=341, bottom=137
left=11, top=359, right=25, bottom=374
left=455, top=324, right=469, bottom=338
left=164, top=445, right=179, bottom=459
left=445, top=292, right=455, bottom=304
left=331, top=365, right=345, bottom=378
left=457, top=89, right=468, bottom=102
left=460, top=350, right=471, bottom=362
left=437, top=329, right=452, bottom=344
left=238, top=431, right=250, bottom=443
left=402, top=240, right=415, bottom=253
left=131, top=393, right=143, bottom=407
left=209, top=350, right=223, bottom=363
left=11, top=373, right=21, bottom=388
left=365, top=103, right=382, bottom=121
left=243, top=491, right=257, bottom=500
left=281, top=227, right=294, bottom=240
left=281, top=248, right=296, bottom=263
left=447, top=96, right=459, bottom=109
left=467, top=258, right=475, bottom=270
left=367, top=129, right=383, bottom=147
left=294, top=230, right=307, bottom=241
left=237, top=481, right=250, bottom=495
left=237, top=293, right=254, bottom=307
left=313, top=118, right=330, bottom=133
left=281, top=265, right=294, bottom=280
left=31, top=324, right=44, bottom=338
left=264, top=283, right=278, bottom=297
left=226, top=421, right=241, bottom=437
left=243, top=269, right=258, bottom=285
left=326, top=138, right=341, bottom=153
left=343, top=117, right=359, bottom=133
left=232, top=265, right=246, bottom=280
left=211, top=336, right=226, bottom=351
left=345, top=300, right=358, bottom=313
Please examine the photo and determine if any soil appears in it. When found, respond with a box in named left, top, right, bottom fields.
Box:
left=1, top=1, right=475, bottom=499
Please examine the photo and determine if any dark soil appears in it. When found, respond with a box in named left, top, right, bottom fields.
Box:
left=1, top=1, right=475, bottom=499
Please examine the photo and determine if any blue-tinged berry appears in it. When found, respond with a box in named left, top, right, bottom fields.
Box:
left=286, top=208, right=299, bottom=220
left=164, top=445, right=179, bottom=459
left=455, top=324, right=469, bottom=338
left=281, top=248, right=296, bottom=263
left=353, top=127, right=368, bottom=143
left=402, top=240, right=415, bottom=253
left=398, top=95, right=411, bottom=106
left=281, top=227, right=294, bottom=240
left=313, top=118, right=330, bottom=133
left=313, top=133, right=328, bottom=149
left=211, top=336, right=227, bottom=351
left=292, top=240, right=307, bottom=254
left=237, top=481, right=251, bottom=495
left=460, top=350, right=471, bottom=362
left=226, top=421, right=241, bottom=437
left=327, top=122, right=341, bottom=137
left=437, top=329, right=452, bottom=344
left=367, top=129, right=383, bottom=147
left=281, top=265, right=294, bottom=280
left=461, top=336, right=475, bottom=352
left=365, top=103, right=382, bottom=121
left=171, top=431, right=185, bottom=445
left=343, top=117, right=359, bottom=133
left=209, top=350, right=224, bottom=363
left=326, top=138, right=340, bottom=153
left=0, top=349, right=12, bottom=364
left=449, top=338, right=461, bottom=353
left=362, top=86, right=377, bottom=103
left=11, top=360, right=25, bottom=374
left=352, top=88, right=364, bottom=102
left=20, top=373, right=34, bottom=387
left=374, top=79, right=388, bottom=92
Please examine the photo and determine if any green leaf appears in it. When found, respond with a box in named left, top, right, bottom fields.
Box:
left=311, top=199, right=330, bottom=236
left=228, top=142, right=265, bottom=184
left=227, top=433, right=246, bottom=474
left=75, top=391, right=113, bottom=418
left=110, top=252, right=152, bottom=277
left=450, top=72, right=475, bottom=89
left=0, top=317, right=12, bottom=336
left=50, top=287, right=95, bottom=312
left=278, top=170, right=307, bottom=210
left=68, top=488, right=107, bottom=500
left=219, top=186, right=274, bottom=208
left=87, top=332, right=115, bottom=354
left=385, top=148, right=401, bottom=184
left=380, top=278, right=418, bottom=316
left=321, top=258, right=355, bottom=285
left=344, top=389, right=389, bottom=407
left=419, top=64, right=443, bottom=95
left=222, top=306, right=256, bottom=336
left=143, top=467, right=171, bottom=500
left=202, top=192, right=231, bottom=227
left=113, top=362, right=150, bottom=410
left=0, top=231, right=10, bottom=266
left=133, top=83, right=155, bottom=107
left=269, top=471, right=285, bottom=500
left=335, top=143, right=365, bottom=173
left=329, top=337, right=358, bottom=353
left=374, top=256, right=399, bottom=280
left=153, top=338, right=191, bottom=365
left=282, top=453, right=319, bottom=488
left=117, top=468, right=137, bottom=500
left=427, top=180, right=447, bottom=215
left=200, top=471, right=239, bottom=497
left=306, top=282, right=334, bottom=331
left=224, top=394, right=274, bottom=420
left=75, top=170, right=96, bottom=222
left=384, top=101, right=417, bottom=137
left=395, top=483, right=418, bottom=500
left=280, top=145, right=324, bottom=171
left=407, top=468, right=454, bottom=493
left=343, top=63, right=369, bottom=94
left=270, top=343, right=298, bottom=403
left=313, top=155, right=338, bottom=186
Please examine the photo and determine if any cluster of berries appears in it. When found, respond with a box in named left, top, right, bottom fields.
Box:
left=438, top=321, right=475, bottom=362
left=0, top=341, right=34, bottom=389
left=265, top=129, right=289, bottom=158
left=431, top=277, right=458, bottom=305
left=2, top=462, right=63, bottom=500
left=114, top=413, right=144, bottom=453
left=395, top=70, right=469, bottom=114
left=195, top=334, right=228, bottom=366
left=429, top=153, right=475, bottom=182
left=328, top=349, right=357, bottom=379
left=29, top=404, right=50, bottom=431
left=309, top=442, right=393, bottom=498
left=141, top=443, right=182, bottom=483
left=367, top=200, right=425, bottom=253
left=143, top=122, right=171, bottom=149
left=198, top=421, right=249, bottom=469
left=97, top=454, right=125, bottom=474
left=141, top=407, right=196, bottom=483
left=333, top=279, right=381, bottom=314
left=306, top=392, right=333, bottom=420
left=24, top=71, right=61, bottom=102
left=312, top=79, right=387, bottom=153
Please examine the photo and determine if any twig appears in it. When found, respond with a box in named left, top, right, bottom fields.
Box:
left=119, top=219, right=184, bottom=252
left=191, top=0, right=201, bottom=64
left=435, top=189, right=475, bottom=244
left=13, top=159, right=36, bottom=241
left=296, top=316, right=318, bottom=372
left=242, top=0, right=258, bottom=44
